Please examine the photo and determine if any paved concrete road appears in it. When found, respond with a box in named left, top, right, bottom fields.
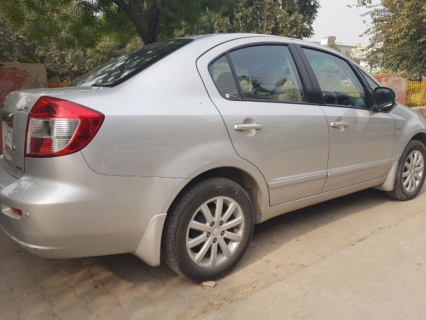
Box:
left=1, top=188, right=426, bottom=320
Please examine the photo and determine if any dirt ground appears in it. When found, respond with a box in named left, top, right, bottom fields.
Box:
left=1, top=187, right=426, bottom=320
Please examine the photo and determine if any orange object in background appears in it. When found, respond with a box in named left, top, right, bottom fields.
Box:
left=374, top=74, right=408, bottom=105
left=406, top=81, right=426, bottom=107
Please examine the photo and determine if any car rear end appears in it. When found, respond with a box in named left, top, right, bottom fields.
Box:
left=0, top=87, right=191, bottom=262
left=0, top=89, right=119, bottom=256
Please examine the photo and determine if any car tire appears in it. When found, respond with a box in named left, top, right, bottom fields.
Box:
left=162, top=177, right=254, bottom=282
left=386, top=140, right=426, bottom=201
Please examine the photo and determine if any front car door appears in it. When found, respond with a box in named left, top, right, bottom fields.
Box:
left=197, top=38, right=329, bottom=205
left=298, top=46, right=395, bottom=192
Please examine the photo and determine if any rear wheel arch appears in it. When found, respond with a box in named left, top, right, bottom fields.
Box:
left=162, top=176, right=255, bottom=281
left=166, top=167, right=265, bottom=224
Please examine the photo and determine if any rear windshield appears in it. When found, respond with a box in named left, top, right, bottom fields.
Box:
left=71, top=38, right=193, bottom=87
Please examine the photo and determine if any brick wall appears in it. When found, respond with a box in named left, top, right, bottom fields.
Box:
left=0, top=63, right=47, bottom=153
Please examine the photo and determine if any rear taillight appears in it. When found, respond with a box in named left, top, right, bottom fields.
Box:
left=25, top=96, right=104, bottom=157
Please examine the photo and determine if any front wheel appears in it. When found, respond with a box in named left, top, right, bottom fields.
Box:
left=162, top=177, right=254, bottom=282
left=386, top=140, right=426, bottom=201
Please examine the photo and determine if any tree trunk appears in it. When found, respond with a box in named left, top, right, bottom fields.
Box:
left=112, top=0, right=160, bottom=45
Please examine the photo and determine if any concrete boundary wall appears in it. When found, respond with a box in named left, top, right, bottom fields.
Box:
left=374, top=74, right=408, bottom=105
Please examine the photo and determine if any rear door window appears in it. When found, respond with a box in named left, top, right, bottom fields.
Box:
left=209, top=56, right=240, bottom=99
left=209, top=45, right=306, bottom=103
left=229, top=46, right=306, bottom=103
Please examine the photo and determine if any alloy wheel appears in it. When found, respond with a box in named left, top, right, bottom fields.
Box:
left=186, top=196, right=245, bottom=268
left=402, top=150, right=424, bottom=193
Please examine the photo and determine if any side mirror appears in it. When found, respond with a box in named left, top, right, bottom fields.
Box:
left=373, top=87, right=396, bottom=112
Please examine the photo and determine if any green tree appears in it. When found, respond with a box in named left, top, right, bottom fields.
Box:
left=0, top=0, right=140, bottom=77
left=0, top=0, right=101, bottom=49
left=357, top=0, right=426, bottom=78
left=1, top=0, right=320, bottom=78
left=0, top=16, right=36, bottom=63
left=94, top=0, right=223, bottom=44
left=190, top=0, right=319, bottom=39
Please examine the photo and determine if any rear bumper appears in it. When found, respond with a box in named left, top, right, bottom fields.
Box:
left=0, top=154, right=188, bottom=264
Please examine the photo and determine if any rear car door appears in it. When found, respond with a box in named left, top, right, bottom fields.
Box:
left=299, top=47, right=395, bottom=192
left=197, top=38, right=329, bottom=205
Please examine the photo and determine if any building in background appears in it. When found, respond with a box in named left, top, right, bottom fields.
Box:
left=320, top=36, right=369, bottom=69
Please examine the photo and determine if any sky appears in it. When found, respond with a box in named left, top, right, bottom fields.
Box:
left=310, top=0, right=378, bottom=47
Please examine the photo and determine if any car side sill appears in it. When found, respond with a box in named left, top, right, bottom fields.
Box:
left=261, top=176, right=386, bottom=223
left=133, top=213, right=167, bottom=266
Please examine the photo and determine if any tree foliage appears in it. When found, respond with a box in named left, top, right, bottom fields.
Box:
left=98, top=0, right=320, bottom=42
left=357, top=0, right=426, bottom=78
left=178, top=0, right=319, bottom=39
left=1, top=1, right=87, bottom=77
left=0, top=16, right=35, bottom=63
left=97, top=0, right=224, bottom=44
left=0, top=0, right=100, bottom=49
left=0, top=0, right=140, bottom=77
left=0, top=0, right=320, bottom=77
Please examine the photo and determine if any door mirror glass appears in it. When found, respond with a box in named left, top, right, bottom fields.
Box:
left=374, top=87, right=396, bottom=112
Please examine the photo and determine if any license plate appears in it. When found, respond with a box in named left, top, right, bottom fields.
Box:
left=3, top=124, right=13, bottom=160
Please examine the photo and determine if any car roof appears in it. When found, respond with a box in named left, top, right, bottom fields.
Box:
left=174, top=33, right=293, bottom=59
left=182, top=33, right=295, bottom=43
left=179, top=33, right=351, bottom=62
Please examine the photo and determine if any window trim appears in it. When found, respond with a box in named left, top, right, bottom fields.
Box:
left=357, top=66, right=381, bottom=90
left=226, top=54, right=244, bottom=100
left=207, top=42, right=317, bottom=105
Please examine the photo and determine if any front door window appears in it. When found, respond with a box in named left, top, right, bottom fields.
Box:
left=303, top=49, right=367, bottom=108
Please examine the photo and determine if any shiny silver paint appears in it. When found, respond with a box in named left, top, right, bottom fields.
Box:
left=0, top=34, right=425, bottom=267
left=1, top=91, right=42, bottom=178
left=0, top=152, right=187, bottom=265
left=196, top=37, right=329, bottom=206
left=320, top=106, right=395, bottom=192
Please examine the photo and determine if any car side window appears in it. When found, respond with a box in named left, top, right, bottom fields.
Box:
left=303, top=49, right=367, bottom=108
left=209, top=56, right=240, bottom=99
left=229, top=45, right=306, bottom=103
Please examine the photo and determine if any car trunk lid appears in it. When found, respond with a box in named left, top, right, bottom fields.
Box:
left=1, top=91, right=41, bottom=178
left=1, top=87, right=105, bottom=178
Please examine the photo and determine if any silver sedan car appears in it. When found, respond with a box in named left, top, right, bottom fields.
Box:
left=1, top=34, right=425, bottom=282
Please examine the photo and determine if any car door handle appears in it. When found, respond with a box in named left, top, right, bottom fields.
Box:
left=234, top=123, right=263, bottom=131
left=330, top=121, right=349, bottom=128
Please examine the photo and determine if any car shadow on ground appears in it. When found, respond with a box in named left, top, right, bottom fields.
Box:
left=3, top=187, right=423, bottom=319
left=96, top=187, right=410, bottom=283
